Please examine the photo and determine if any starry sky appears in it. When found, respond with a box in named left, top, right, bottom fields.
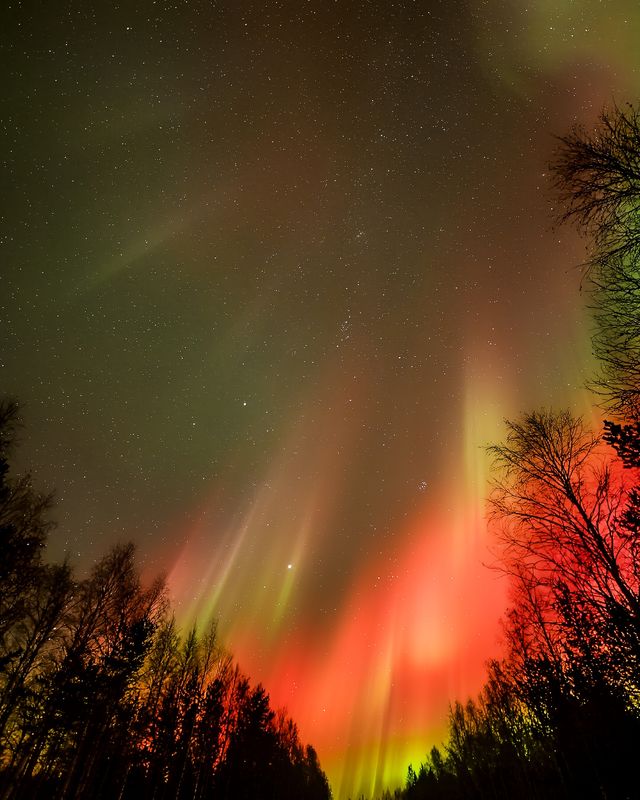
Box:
left=3, top=2, right=640, bottom=797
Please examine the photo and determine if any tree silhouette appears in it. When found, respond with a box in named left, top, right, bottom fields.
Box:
left=391, top=102, right=640, bottom=800
left=488, top=410, right=640, bottom=645
left=0, top=398, right=332, bottom=800
left=0, top=400, right=56, bottom=663
left=553, top=103, right=640, bottom=421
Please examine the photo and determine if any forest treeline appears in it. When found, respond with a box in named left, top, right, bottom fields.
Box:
left=380, top=103, right=640, bottom=800
left=6, top=104, right=640, bottom=800
left=0, top=400, right=331, bottom=800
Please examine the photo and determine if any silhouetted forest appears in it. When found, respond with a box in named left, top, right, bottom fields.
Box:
left=7, top=103, right=640, bottom=800
left=0, top=399, right=331, bottom=800
left=380, top=103, right=640, bottom=800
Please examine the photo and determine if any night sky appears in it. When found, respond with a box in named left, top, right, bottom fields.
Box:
left=3, top=2, right=640, bottom=797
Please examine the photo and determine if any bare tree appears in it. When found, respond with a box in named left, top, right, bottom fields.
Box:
left=488, top=410, right=640, bottom=681
left=553, top=104, right=640, bottom=420
left=552, top=103, right=640, bottom=264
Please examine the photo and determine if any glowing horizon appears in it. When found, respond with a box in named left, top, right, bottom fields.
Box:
left=164, top=340, right=598, bottom=797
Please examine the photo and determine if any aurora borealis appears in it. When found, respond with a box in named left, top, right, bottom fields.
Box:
left=3, top=2, right=640, bottom=797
